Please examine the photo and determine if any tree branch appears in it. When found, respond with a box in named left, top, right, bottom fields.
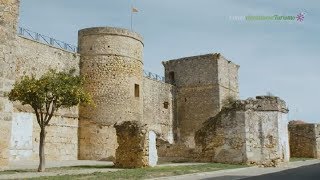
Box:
left=32, top=106, right=41, bottom=126
left=45, top=100, right=56, bottom=126
left=43, top=100, right=51, bottom=123
left=39, top=107, right=44, bottom=128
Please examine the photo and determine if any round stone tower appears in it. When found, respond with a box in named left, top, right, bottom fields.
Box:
left=78, top=27, right=144, bottom=160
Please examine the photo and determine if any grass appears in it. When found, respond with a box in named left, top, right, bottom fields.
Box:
left=23, top=163, right=246, bottom=180
left=0, top=165, right=114, bottom=175
left=0, top=169, right=31, bottom=175
left=290, top=157, right=315, bottom=162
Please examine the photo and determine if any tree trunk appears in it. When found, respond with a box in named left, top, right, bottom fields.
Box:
left=38, top=126, right=46, bottom=172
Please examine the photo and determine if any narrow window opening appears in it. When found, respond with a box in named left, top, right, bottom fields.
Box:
left=163, top=102, right=169, bottom=109
left=169, top=71, right=175, bottom=84
left=134, top=84, right=140, bottom=97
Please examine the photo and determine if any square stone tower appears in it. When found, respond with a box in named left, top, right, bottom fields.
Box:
left=162, top=53, right=239, bottom=148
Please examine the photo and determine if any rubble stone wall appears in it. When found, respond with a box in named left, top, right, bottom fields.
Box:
left=195, top=96, right=289, bottom=167
left=78, top=27, right=144, bottom=160
left=114, top=121, right=149, bottom=168
left=195, top=109, right=247, bottom=164
left=162, top=53, right=239, bottom=150
left=288, top=123, right=319, bottom=158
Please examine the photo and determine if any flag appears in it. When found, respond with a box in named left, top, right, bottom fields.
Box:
left=132, top=7, right=139, bottom=13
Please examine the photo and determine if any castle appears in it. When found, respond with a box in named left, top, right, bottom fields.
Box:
left=1, top=0, right=291, bottom=168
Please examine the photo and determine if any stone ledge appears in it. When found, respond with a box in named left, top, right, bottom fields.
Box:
left=225, top=96, right=288, bottom=113
left=78, top=27, right=143, bottom=45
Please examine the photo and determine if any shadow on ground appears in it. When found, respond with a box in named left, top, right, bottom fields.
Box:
left=202, top=176, right=248, bottom=180
left=203, top=163, right=320, bottom=180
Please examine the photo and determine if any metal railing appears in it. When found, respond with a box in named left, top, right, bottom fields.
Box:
left=18, top=27, right=78, bottom=53
left=144, top=70, right=165, bottom=82
left=17, top=27, right=166, bottom=81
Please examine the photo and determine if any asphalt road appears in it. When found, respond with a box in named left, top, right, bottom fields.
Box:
left=243, top=163, right=320, bottom=180
left=207, top=163, right=320, bottom=180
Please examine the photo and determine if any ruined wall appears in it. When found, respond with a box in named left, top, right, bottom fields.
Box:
left=316, top=125, right=320, bottom=158
left=78, top=27, right=144, bottom=160
left=245, top=111, right=289, bottom=166
left=195, top=96, right=289, bottom=167
left=162, top=53, right=239, bottom=149
left=288, top=123, right=320, bottom=158
left=114, top=121, right=149, bottom=168
left=0, top=0, right=19, bottom=168
left=143, top=77, right=174, bottom=143
left=195, top=109, right=247, bottom=164
left=9, top=36, right=80, bottom=161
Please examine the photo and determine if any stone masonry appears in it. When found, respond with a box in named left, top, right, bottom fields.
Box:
left=78, top=27, right=144, bottom=160
left=114, top=121, right=149, bottom=168
left=0, top=0, right=19, bottom=168
left=0, top=0, right=298, bottom=169
left=288, top=122, right=320, bottom=158
left=195, top=96, right=289, bottom=167
left=162, top=53, right=239, bottom=148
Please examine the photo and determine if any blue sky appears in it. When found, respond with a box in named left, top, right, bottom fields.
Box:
left=19, top=0, right=320, bottom=122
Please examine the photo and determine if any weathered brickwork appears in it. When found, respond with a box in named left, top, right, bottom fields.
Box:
left=78, top=27, right=144, bottom=160
left=0, top=0, right=19, bottom=168
left=162, top=53, right=239, bottom=149
left=288, top=123, right=320, bottom=158
left=195, top=96, right=289, bottom=167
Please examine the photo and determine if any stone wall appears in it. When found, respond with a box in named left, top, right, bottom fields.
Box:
left=15, top=37, right=80, bottom=78
left=114, top=121, right=149, bottom=168
left=195, top=96, right=289, bottom=167
left=288, top=123, right=320, bottom=158
left=217, top=56, right=240, bottom=106
left=10, top=112, right=78, bottom=161
left=196, top=109, right=246, bottom=164
left=10, top=35, right=80, bottom=161
left=78, top=121, right=116, bottom=160
left=78, top=27, right=144, bottom=160
left=143, top=77, right=174, bottom=143
left=162, top=53, right=239, bottom=149
left=0, top=0, right=19, bottom=168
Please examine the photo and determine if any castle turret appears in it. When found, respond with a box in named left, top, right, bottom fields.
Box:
left=78, top=27, right=144, bottom=160
left=0, top=0, right=20, bottom=167
left=162, top=53, right=239, bottom=149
